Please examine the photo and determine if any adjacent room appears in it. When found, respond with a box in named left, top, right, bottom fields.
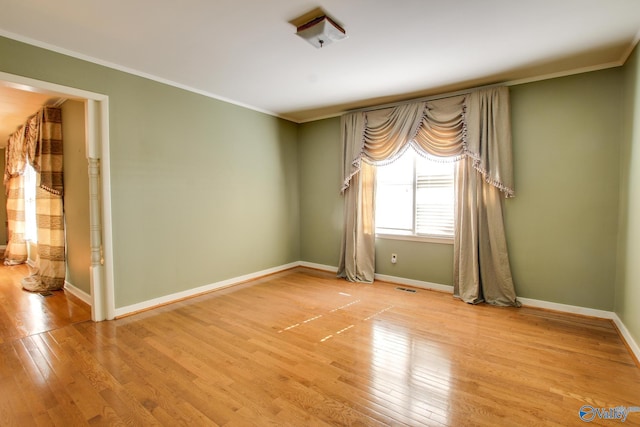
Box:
left=1, top=1, right=639, bottom=425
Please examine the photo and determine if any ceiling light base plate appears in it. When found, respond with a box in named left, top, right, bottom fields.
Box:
left=296, top=15, right=347, bottom=49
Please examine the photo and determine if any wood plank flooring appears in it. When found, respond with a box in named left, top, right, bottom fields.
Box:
left=1, top=267, right=639, bottom=426
left=0, top=264, right=91, bottom=344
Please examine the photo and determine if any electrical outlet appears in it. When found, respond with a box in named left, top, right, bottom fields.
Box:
left=391, top=253, right=397, bottom=264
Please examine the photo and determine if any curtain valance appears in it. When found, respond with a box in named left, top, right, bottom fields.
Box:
left=4, top=123, right=28, bottom=187
left=341, top=87, right=514, bottom=198
left=4, top=107, right=64, bottom=196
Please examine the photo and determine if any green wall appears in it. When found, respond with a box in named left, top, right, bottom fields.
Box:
left=0, top=36, right=300, bottom=308
left=299, top=69, right=624, bottom=310
left=375, top=238, right=454, bottom=285
left=507, top=69, right=622, bottom=310
left=617, top=44, right=640, bottom=344
left=298, top=118, right=343, bottom=266
left=62, top=99, right=91, bottom=295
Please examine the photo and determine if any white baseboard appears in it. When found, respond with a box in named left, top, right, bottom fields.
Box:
left=64, top=280, right=92, bottom=305
left=297, top=263, right=455, bottom=294
left=517, top=297, right=616, bottom=319
left=374, top=272, right=454, bottom=293
left=113, top=262, right=300, bottom=318
left=612, top=313, right=640, bottom=365
left=298, top=261, right=338, bottom=273
left=516, top=296, right=640, bottom=362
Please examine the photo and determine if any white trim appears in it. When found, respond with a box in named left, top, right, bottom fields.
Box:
left=297, top=111, right=344, bottom=124
left=515, top=297, right=639, bottom=363
left=295, top=263, right=455, bottom=293
left=612, top=313, right=640, bottom=365
left=620, top=30, right=640, bottom=66
left=376, top=234, right=454, bottom=245
left=298, top=261, right=338, bottom=273
left=0, top=71, right=108, bottom=101
left=517, top=297, right=616, bottom=319
left=98, top=99, right=116, bottom=320
left=504, top=60, right=625, bottom=88
left=374, top=273, right=454, bottom=293
left=113, top=262, right=300, bottom=318
left=297, top=263, right=453, bottom=296
left=63, top=280, right=92, bottom=305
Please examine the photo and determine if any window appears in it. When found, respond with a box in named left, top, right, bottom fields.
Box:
left=375, top=148, right=455, bottom=240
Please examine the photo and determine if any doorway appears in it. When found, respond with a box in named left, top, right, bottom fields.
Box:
left=0, top=71, right=114, bottom=322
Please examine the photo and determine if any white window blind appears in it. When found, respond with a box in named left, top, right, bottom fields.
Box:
left=415, top=159, right=455, bottom=237
left=375, top=149, right=455, bottom=239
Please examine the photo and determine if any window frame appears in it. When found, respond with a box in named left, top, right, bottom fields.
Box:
left=374, top=149, right=455, bottom=245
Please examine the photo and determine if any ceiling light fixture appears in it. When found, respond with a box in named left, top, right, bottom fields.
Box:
left=296, top=14, right=347, bottom=49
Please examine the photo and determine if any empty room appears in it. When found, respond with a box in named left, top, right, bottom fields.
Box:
left=1, top=1, right=640, bottom=425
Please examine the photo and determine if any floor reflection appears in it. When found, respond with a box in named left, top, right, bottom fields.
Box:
left=25, top=292, right=48, bottom=333
left=0, top=263, right=92, bottom=343
left=371, top=322, right=451, bottom=423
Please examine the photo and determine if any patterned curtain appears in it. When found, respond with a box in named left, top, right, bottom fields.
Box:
left=21, top=107, right=66, bottom=291
left=4, top=175, right=28, bottom=265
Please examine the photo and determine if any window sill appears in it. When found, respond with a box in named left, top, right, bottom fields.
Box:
left=375, top=233, right=453, bottom=245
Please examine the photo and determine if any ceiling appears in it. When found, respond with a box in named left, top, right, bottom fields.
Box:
left=0, top=85, right=60, bottom=148
left=0, top=0, right=639, bottom=131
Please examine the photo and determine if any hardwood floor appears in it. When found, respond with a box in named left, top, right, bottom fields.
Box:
left=1, top=267, right=639, bottom=426
left=0, top=264, right=91, bottom=344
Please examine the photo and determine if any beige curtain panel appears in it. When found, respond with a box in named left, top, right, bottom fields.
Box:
left=4, top=174, right=28, bottom=265
left=339, top=86, right=519, bottom=307
left=4, top=125, right=29, bottom=265
left=21, top=186, right=66, bottom=291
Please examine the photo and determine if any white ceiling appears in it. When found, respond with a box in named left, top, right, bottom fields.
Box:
left=1, top=0, right=640, bottom=128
